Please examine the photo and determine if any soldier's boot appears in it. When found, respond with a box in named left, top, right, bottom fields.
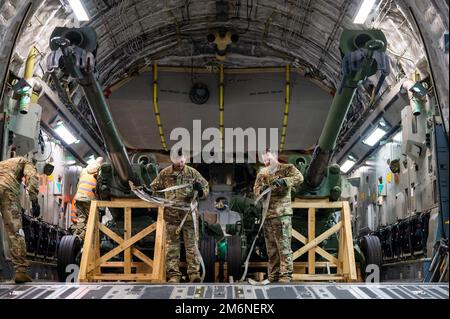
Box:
left=168, top=276, right=181, bottom=283
left=268, top=276, right=279, bottom=283
left=189, top=274, right=201, bottom=283
left=278, top=277, right=291, bottom=283
left=14, top=271, right=32, bottom=284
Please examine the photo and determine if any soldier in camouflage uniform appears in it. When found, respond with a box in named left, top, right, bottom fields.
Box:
left=0, top=157, right=53, bottom=283
left=150, top=154, right=209, bottom=283
left=254, top=150, right=303, bottom=283
left=70, top=157, right=104, bottom=241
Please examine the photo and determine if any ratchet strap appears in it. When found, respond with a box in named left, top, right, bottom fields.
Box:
left=189, top=191, right=206, bottom=282
left=155, top=183, right=192, bottom=193
left=129, top=181, right=192, bottom=211
left=239, top=186, right=272, bottom=282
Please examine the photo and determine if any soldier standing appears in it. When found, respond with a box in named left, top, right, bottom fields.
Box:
left=70, top=157, right=104, bottom=240
left=253, top=149, right=303, bottom=283
left=150, top=153, right=209, bottom=283
left=0, top=157, right=54, bottom=283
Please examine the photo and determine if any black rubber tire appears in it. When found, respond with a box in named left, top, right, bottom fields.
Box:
left=200, top=234, right=216, bottom=282
left=227, top=235, right=243, bottom=281
left=369, top=235, right=383, bottom=267
left=57, top=235, right=81, bottom=282
left=360, top=235, right=383, bottom=270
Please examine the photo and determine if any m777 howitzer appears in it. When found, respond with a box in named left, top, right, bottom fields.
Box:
left=290, top=30, right=390, bottom=201
left=280, top=30, right=390, bottom=275
left=47, top=27, right=166, bottom=281
left=47, top=27, right=158, bottom=205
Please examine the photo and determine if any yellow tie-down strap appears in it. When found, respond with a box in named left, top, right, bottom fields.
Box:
left=280, top=64, right=291, bottom=152
left=152, top=64, right=168, bottom=151
left=219, top=64, right=224, bottom=151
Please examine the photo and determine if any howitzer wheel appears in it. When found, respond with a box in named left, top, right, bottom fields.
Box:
left=360, top=235, right=382, bottom=272
left=57, top=235, right=81, bottom=282
left=227, top=235, right=243, bottom=281
left=200, top=234, right=216, bottom=282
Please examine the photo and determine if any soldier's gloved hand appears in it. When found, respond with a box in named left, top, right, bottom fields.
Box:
left=193, top=181, right=204, bottom=197
left=31, top=201, right=41, bottom=218
left=271, top=178, right=288, bottom=189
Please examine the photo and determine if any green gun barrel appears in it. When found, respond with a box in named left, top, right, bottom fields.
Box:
left=49, top=27, right=135, bottom=185
left=305, top=30, right=388, bottom=189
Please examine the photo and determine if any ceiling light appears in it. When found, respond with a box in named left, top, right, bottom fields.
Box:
left=68, top=0, right=89, bottom=21
left=393, top=131, right=402, bottom=143
left=354, top=0, right=376, bottom=24
left=363, top=127, right=387, bottom=147
left=341, top=159, right=356, bottom=174
left=54, top=123, right=78, bottom=145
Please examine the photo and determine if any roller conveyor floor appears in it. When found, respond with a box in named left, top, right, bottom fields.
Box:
left=0, top=282, right=448, bottom=299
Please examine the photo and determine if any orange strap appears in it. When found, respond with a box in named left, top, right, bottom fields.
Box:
left=70, top=198, right=78, bottom=223
left=70, top=211, right=78, bottom=223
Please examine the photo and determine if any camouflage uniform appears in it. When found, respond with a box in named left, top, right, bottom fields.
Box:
left=254, top=163, right=303, bottom=281
left=69, top=201, right=91, bottom=241
left=70, top=163, right=100, bottom=241
left=150, top=165, right=209, bottom=281
left=0, top=157, right=39, bottom=272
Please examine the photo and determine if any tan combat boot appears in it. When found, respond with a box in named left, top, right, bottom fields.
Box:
left=168, top=276, right=180, bottom=283
left=14, top=271, right=32, bottom=284
left=268, top=277, right=278, bottom=283
left=189, top=274, right=201, bottom=283
left=278, top=277, right=291, bottom=283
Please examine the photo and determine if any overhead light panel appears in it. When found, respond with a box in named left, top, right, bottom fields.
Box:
left=354, top=0, right=376, bottom=24
left=363, top=127, right=387, bottom=147
left=54, top=123, right=78, bottom=145
left=68, top=0, right=89, bottom=21
left=393, top=131, right=402, bottom=143
left=341, top=159, right=356, bottom=174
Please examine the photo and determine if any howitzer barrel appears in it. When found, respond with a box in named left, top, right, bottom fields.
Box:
left=81, top=73, right=134, bottom=184
left=306, top=88, right=356, bottom=188
left=48, top=27, right=134, bottom=185
left=305, top=30, right=389, bottom=189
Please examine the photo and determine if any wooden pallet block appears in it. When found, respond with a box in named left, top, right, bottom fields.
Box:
left=78, top=199, right=166, bottom=283
left=291, top=199, right=358, bottom=282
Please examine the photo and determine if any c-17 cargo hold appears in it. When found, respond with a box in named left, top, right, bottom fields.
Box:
left=0, top=0, right=448, bottom=300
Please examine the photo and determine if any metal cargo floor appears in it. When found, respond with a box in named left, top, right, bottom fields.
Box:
left=0, top=282, right=448, bottom=299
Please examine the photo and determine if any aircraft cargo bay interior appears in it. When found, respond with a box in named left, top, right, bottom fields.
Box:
left=0, top=0, right=448, bottom=302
